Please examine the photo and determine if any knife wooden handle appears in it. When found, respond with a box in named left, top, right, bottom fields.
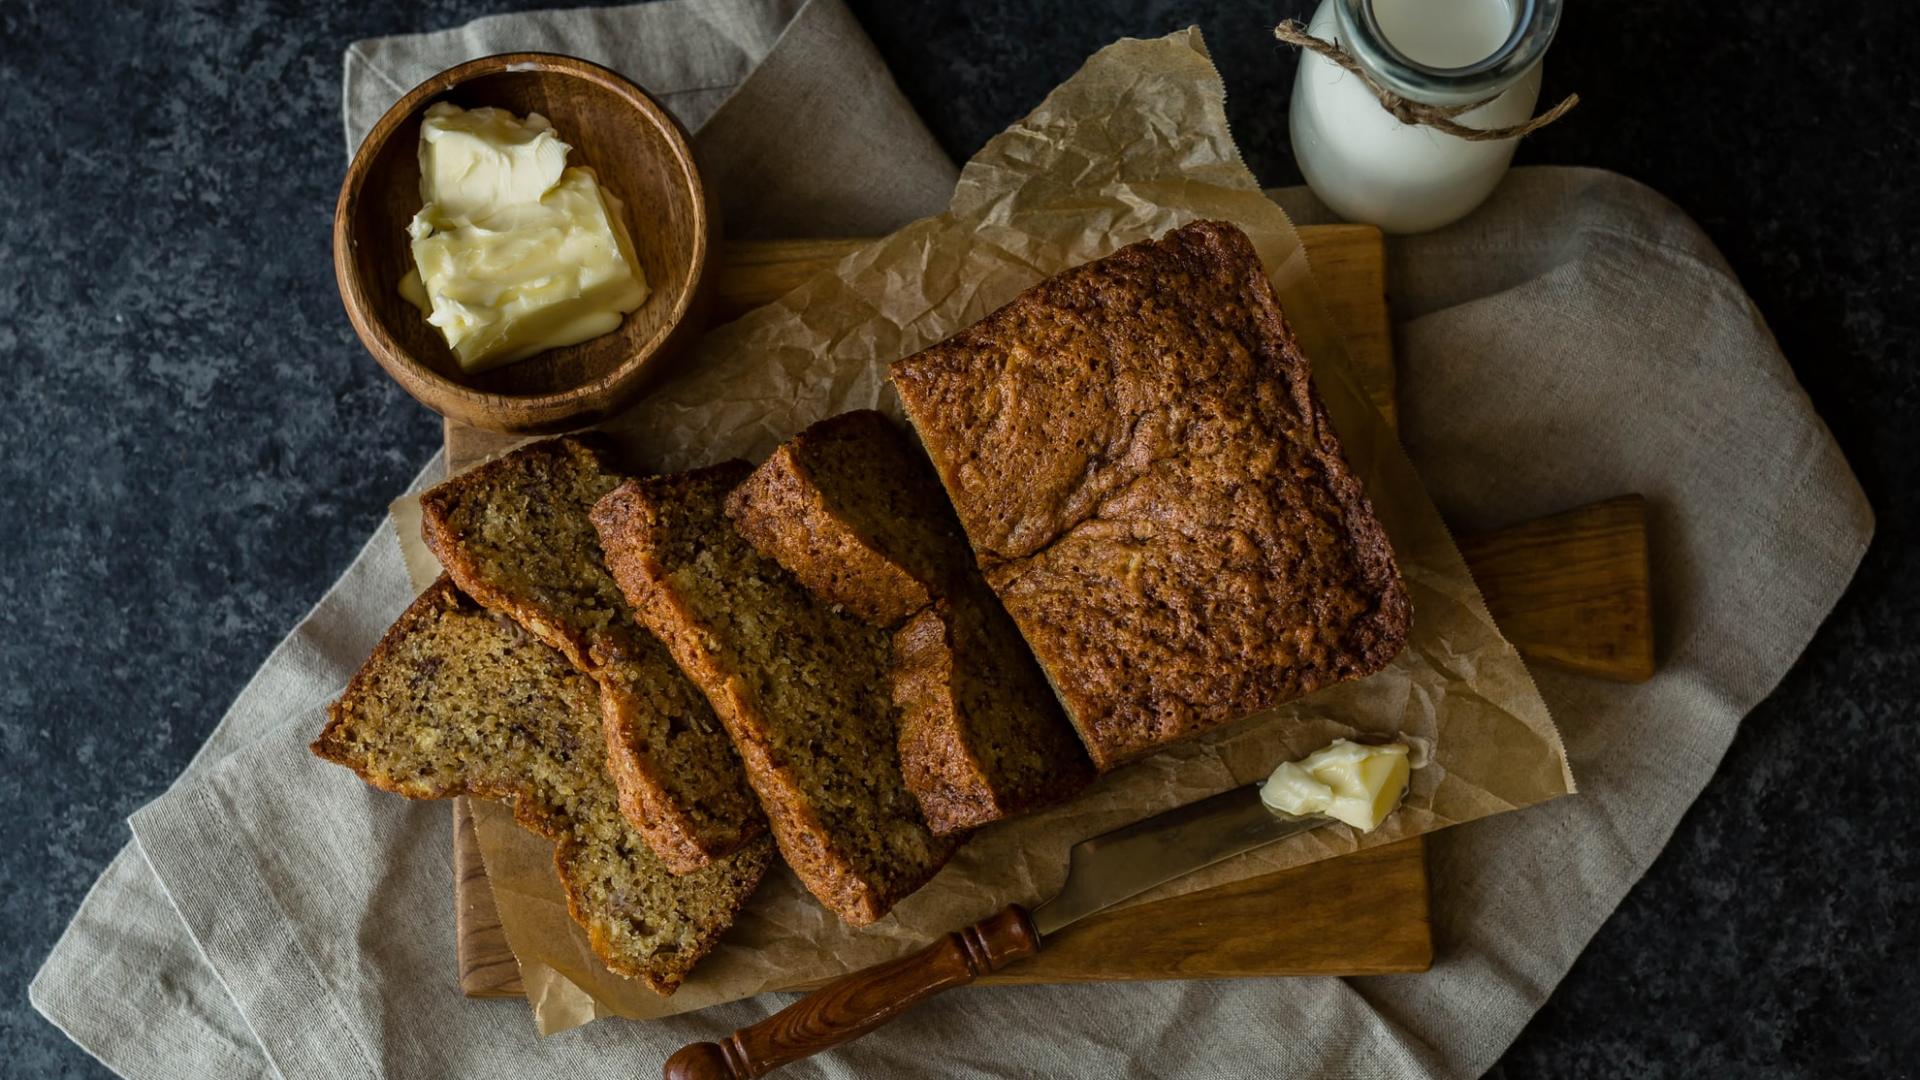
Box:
left=663, top=905, right=1040, bottom=1079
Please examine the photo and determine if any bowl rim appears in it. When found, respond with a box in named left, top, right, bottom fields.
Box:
left=332, top=51, right=710, bottom=420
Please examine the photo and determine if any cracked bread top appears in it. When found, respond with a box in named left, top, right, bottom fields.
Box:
left=890, top=220, right=1410, bottom=770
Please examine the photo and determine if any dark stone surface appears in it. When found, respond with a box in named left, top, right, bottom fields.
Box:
left=1, top=1, right=1912, bottom=1077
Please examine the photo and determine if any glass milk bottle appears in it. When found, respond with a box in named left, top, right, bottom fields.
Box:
left=1290, top=0, right=1563, bottom=234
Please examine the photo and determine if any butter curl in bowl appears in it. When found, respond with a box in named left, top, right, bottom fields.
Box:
left=334, top=53, right=712, bottom=434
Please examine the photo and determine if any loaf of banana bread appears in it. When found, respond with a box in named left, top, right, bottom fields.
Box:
left=312, top=577, right=773, bottom=994
left=419, top=437, right=763, bottom=871
left=891, top=220, right=1411, bottom=770
left=592, top=463, right=960, bottom=925
left=727, top=410, right=1092, bottom=834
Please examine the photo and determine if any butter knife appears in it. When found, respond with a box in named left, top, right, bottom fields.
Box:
left=664, top=784, right=1327, bottom=1079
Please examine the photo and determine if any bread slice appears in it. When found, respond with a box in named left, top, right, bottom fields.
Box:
left=312, top=578, right=773, bottom=994
left=890, top=580, right=1094, bottom=833
left=723, top=410, right=968, bottom=625
left=419, top=437, right=763, bottom=872
left=727, top=410, right=1093, bottom=834
left=592, top=463, right=960, bottom=925
left=891, top=220, right=1411, bottom=770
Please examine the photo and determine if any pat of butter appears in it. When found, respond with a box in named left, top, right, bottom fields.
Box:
left=400, top=102, right=649, bottom=374
left=1259, top=739, right=1410, bottom=832
left=416, top=102, right=570, bottom=221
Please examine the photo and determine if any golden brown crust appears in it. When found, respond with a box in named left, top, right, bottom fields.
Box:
left=724, top=411, right=959, bottom=625
left=890, top=594, right=1093, bottom=835
left=729, top=411, right=1094, bottom=833
left=313, top=578, right=773, bottom=994
left=593, top=464, right=961, bottom=926
left=890, top=609, right=980, bottom=832
left=721, top=407, right=1098, bottom=826
left=891, top=220, right=1411, bottom=770
left=417, top=437, right=764, bottom=871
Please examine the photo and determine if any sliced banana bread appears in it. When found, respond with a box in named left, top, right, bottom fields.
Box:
left=418, top=437, right=762, bottom=872
left=890, top=580, right=1093, bottom=833
left=723, top=410, right=969, bottom=625
left=312, top=577, right=773, bottom=994
left=891, top=220, right=1411, bottom=770
left=727, top=410, right=1093, bottom=834
left=592, top=463, right=960, bottom=925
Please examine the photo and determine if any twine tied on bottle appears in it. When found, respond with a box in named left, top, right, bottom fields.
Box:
left=1274, top=19, right=1578, bottom=141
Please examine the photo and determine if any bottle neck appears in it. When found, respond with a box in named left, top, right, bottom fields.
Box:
left=1333, top=0, right=1561, bottom=107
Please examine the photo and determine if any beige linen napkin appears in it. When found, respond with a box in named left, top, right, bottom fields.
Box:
left=30, top=3, right=955, bottom=1078
left=32, top=2, right=1870, bottom=1078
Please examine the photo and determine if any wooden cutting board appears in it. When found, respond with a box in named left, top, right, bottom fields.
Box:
left=440, top=223, right=1654, bottom=998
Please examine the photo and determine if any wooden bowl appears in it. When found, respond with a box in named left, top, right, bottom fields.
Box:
left=334, top=54, right=713, bottom=434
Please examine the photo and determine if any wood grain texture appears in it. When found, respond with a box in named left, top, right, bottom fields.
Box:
left=660, top=845, right=1422, bottom=1073
left=336, top=53, right=714, bottom=434
left=444, top=420, right=525, bottom=476
left=1301, top=225, right=1396, bottom=429
left=1459, top=495, right=1656, bottom=682
left=797, top=837, right=1430, bottom=990
left=665, top=907, right=1041, bottom=1079
left=710, top=237, right=866, bottom=323
left=452, top=797, right=524, bottom=997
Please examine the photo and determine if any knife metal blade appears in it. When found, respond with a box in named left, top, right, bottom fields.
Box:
left=1027, top=783, right=1324, bottom=937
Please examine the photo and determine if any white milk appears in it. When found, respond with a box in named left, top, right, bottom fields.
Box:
left=1290, top=0, right=1543, bottom=234
left=1373, top=0, right=1514, bottom=67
